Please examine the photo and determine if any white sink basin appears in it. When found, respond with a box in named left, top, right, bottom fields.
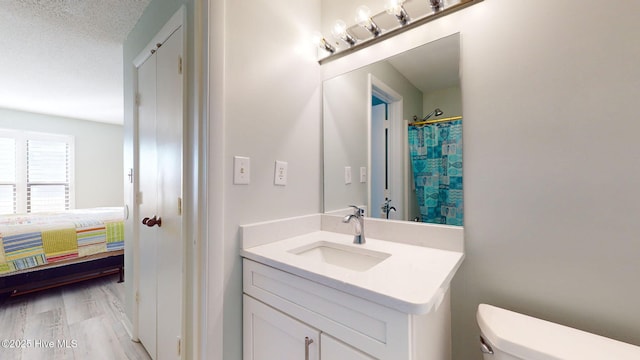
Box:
left=288, top=241, right=391, bottom=272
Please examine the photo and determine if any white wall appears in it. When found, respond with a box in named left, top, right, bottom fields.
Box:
left=322, top=1, right=640, bottom=359
left=0, top=108, right=123, bottom=208
left=211, top=0, right=323, bottom=359
left=423, top=85, right=462, bottom=119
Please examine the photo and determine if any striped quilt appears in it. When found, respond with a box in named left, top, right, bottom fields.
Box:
left=0, top=207, right=124, bottom=275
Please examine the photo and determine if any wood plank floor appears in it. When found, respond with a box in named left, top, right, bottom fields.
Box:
left=0, top=274, right=151, bottom=360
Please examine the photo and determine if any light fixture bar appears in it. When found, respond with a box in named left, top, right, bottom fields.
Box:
left=318, top=0, right=483, bottom=65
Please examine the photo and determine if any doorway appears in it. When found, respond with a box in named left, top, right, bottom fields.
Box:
left=368, top=75, right=409, bottom=220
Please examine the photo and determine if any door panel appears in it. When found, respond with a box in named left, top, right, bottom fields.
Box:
left=321, top=333, right=376, bottom=360
left=243, top=295, right=319, bottom=360
left=137, top=53, right=158, bottom=360
left=155, top=26, right=184, bottom=359
left=136, top=26, right=183, bottom=360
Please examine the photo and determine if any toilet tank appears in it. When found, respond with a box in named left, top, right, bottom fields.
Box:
left=476, top=304, right=640, bottom=360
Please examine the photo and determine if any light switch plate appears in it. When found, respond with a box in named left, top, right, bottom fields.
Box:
left=360, top=167, right=367, bottom=183
left=233, top=156, right=250, bottom=184
left=274, top=160, right=288, bottom=186
left=345, top=166, right=352, bottom=184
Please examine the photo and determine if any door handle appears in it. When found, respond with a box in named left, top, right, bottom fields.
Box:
left=304, top=337, right=314, bottom=360
left=142, top=216, right=162, bottom=227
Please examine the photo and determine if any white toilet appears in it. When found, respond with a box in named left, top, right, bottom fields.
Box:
left=477, top=304, right=640, bottom=360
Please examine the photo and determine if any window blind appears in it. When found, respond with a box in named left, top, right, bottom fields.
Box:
left=27, top=140, right=70, bottom=213
left=0, top=137, right=16, bottom=214
left=0, top=130, right=73, bottom=214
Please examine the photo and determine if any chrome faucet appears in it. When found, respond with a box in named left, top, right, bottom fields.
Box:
left=343, top=205, right=365, bottom=244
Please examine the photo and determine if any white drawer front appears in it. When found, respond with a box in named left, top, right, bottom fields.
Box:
left=243, top=259, right=410, bottom=359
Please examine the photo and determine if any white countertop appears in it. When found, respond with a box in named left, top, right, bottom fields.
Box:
left=241, top=230, right=464, bottom=314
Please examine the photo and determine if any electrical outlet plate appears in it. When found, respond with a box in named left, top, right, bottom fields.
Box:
left=274, top=160, right=288, bottom=186
left=360, top=167, right=367, bottom=183
left=345, top=166, right=352, bottom=184
left=234, top=156, right=250, bottom=184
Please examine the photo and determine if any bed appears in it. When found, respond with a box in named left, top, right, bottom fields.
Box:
left=0, top=207, right=125, bottom=299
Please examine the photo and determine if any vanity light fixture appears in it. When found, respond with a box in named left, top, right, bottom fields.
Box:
left=316, top=0, right=483, bottom=64
left=312, top=31, right=336, bottom=54
left=386, top=0, right=410, bottom=26
left=355, top=5, right=381, bottom=37
left=331, top=20, right=357, bottom=46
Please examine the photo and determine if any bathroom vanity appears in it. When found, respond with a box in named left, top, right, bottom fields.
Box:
left=241, top=214, right=464, bottom=359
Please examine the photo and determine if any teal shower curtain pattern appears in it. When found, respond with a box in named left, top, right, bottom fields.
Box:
left=408, top=119, right=463, bottom=226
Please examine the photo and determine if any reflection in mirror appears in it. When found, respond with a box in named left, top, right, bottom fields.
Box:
left=323, top=33, right=462, bottom=225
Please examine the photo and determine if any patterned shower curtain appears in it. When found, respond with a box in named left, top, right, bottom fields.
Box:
left=408, top=119, right=463, bottom=226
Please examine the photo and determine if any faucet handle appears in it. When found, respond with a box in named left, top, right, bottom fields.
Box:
left=348, top=205, right=364, bottom=216
left=381, top=199, right=392, bottom=212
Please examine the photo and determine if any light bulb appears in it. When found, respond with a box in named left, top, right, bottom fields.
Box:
left=355, top=5, right=372, bottom=27
left=385, top=0, right=405, bottom=16
left=331, top=20, right=356, bottom=46
left=311, top=31, right=324, bottom=47
left=331, top=20, right=348, bottom=39
left=355, top=5, right=381, bottom=36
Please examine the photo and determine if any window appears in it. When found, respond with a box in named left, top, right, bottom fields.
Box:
left=0, top=137, right=16, bottom=214
left=0, top=129, right=74, bottom=214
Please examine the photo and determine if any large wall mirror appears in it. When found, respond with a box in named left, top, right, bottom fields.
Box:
left=323, top=33, right=463, bottom=225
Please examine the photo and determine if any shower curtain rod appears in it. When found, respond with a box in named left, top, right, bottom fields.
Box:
left=409, top=116, right=462, bottom=127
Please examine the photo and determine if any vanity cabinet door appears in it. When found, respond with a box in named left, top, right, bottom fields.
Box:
left=244, top=295, right=320, bottom=360
left=321, top=333, right=376, bottom=360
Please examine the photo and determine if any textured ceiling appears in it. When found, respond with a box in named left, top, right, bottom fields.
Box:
left=0, top=0, right=151, bottom=124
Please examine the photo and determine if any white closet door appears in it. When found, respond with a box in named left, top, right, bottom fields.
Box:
left=155, top=25, right=184, bottom=359
left=136, top=25, right=184, bottom=360
left=137, top=54, right=159, bottom=360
